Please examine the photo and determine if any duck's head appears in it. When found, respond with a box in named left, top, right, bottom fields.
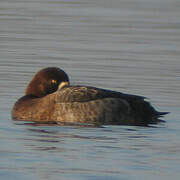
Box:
left=25, top=67, right=69, bottom=97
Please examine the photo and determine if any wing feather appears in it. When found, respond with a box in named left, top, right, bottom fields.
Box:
left=56, top=85, right=145, bottom=103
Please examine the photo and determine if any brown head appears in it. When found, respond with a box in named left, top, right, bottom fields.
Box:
left=25, top=67, right=69, bottom=97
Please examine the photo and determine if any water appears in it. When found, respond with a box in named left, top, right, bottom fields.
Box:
left=0, top=0, right=180, bottom=179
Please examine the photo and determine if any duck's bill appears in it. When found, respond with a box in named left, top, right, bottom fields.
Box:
left=58, top=81, right=69, bottom=90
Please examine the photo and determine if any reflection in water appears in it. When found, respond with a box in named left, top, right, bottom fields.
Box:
left=23, top=124, right=152, bottom=152
left=1, top=113, right=180, bottom=180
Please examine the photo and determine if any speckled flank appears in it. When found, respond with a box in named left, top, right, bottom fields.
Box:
left=53, top=98, right=130, bottom=125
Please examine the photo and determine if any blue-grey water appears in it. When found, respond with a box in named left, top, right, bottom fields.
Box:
left=0, top=0, right=180, bottom=179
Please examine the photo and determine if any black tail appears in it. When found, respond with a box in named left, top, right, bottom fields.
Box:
left=156, top=111, right=169, bottom=117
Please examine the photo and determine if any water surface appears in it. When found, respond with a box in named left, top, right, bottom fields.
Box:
left=0, top=0, right=180, bottom=179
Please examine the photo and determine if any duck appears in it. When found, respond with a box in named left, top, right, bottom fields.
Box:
left=12, top=67, right=168, bottom=126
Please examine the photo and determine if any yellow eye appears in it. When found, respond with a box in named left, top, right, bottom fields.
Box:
left=51, top=79, right=57, bottom=84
